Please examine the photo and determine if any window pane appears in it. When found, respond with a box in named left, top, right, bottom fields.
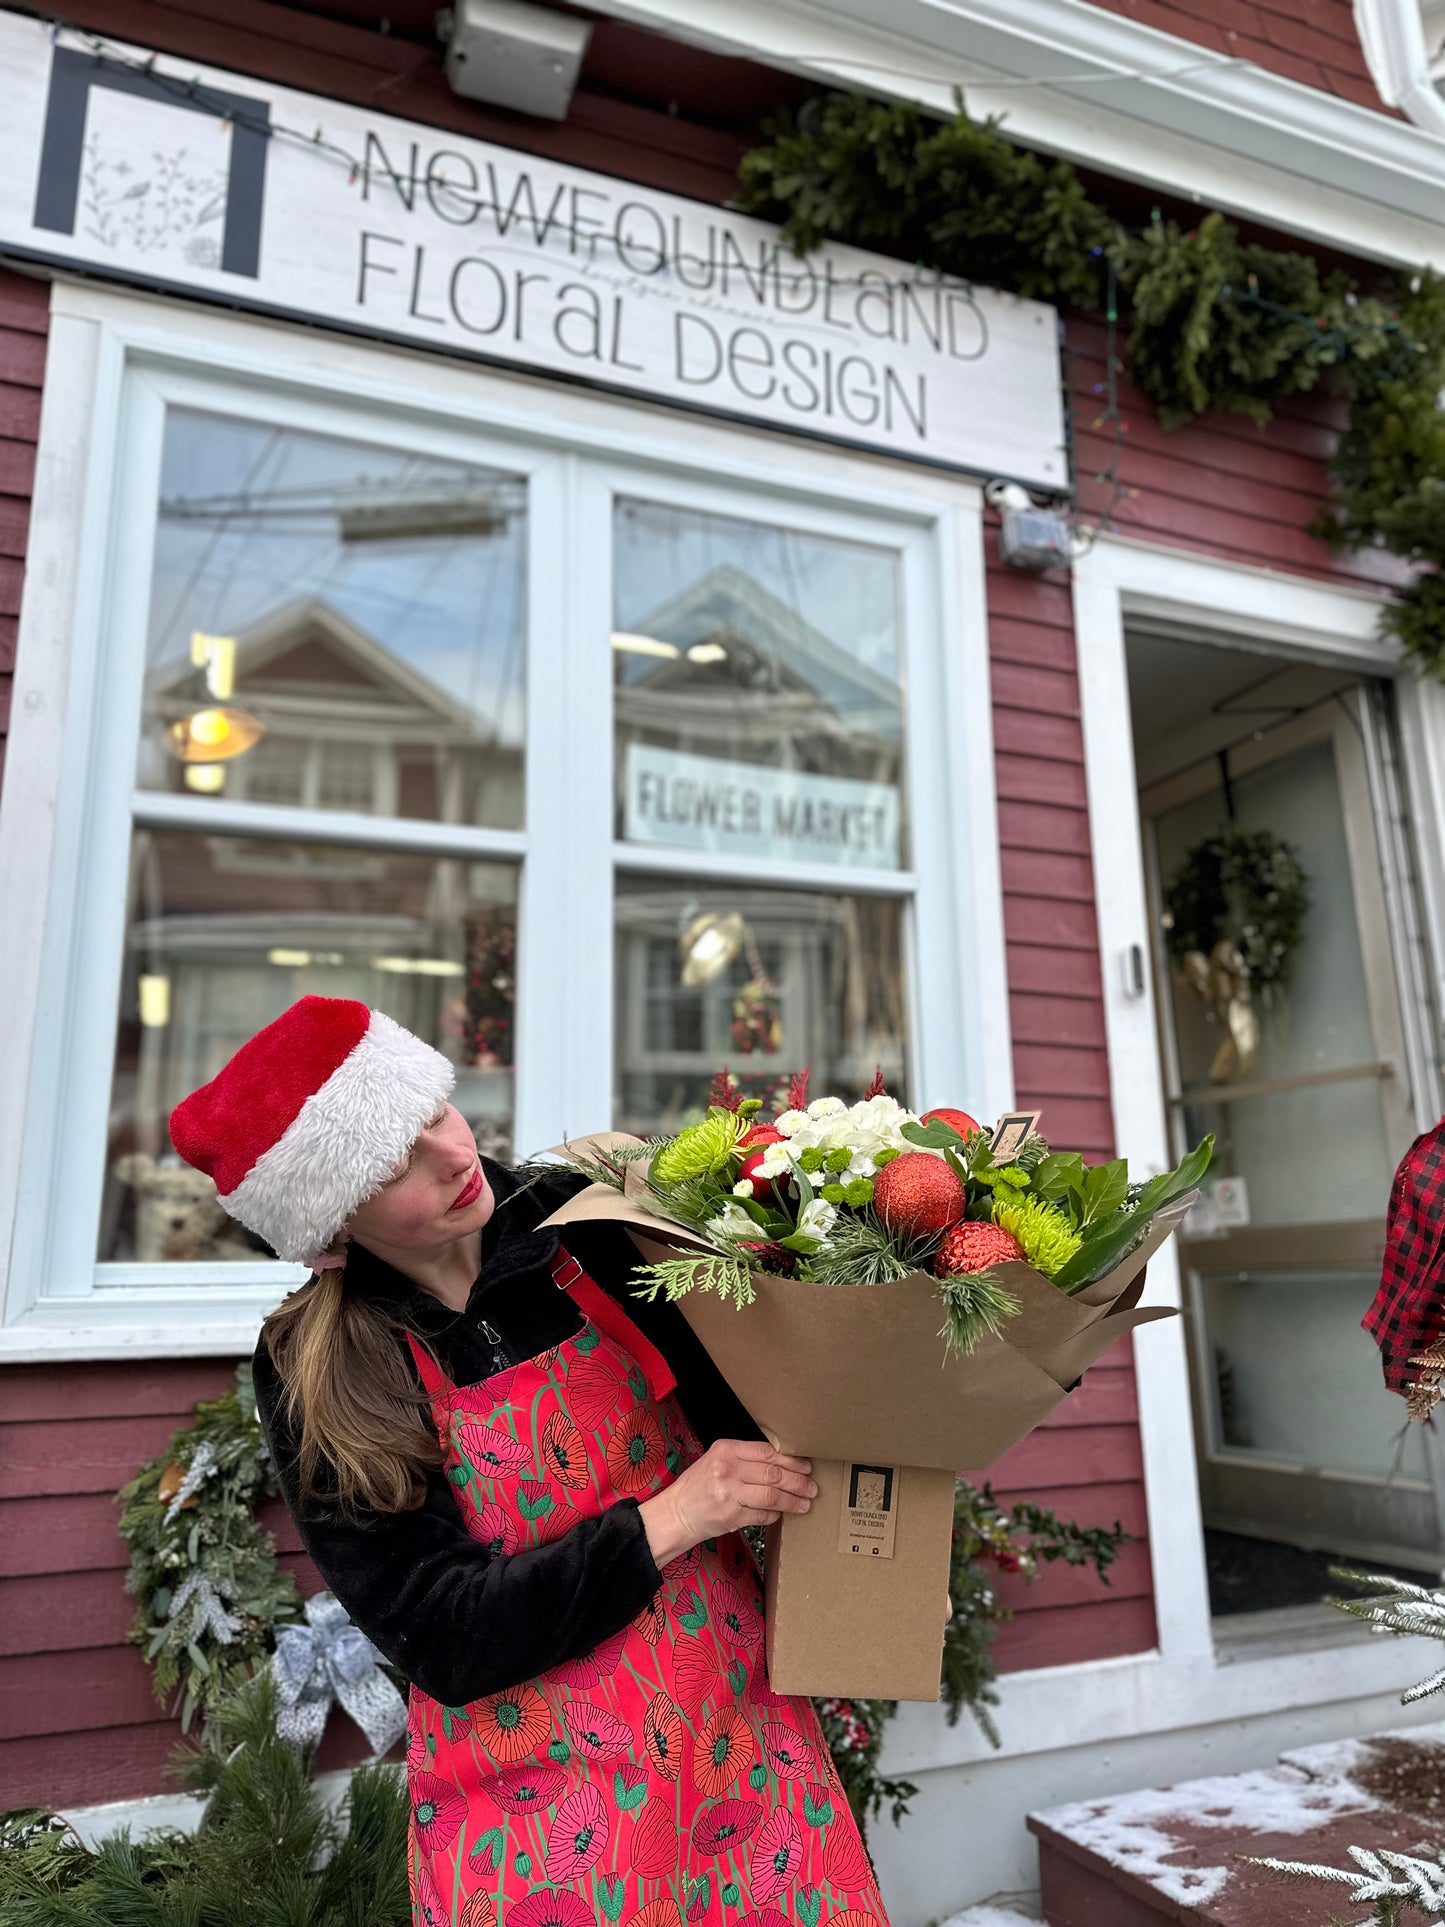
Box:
left=100, top=830, right=516, bottom=1263
left=614, top=876, right=908, bottom=1134
left=613, top=499, right=907, bottom=870
left=136, top=410, right=526, bottom=829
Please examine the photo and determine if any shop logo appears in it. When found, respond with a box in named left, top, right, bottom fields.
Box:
left=33, top=48, right=270, bottom=277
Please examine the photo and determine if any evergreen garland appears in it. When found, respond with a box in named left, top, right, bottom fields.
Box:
left=116, top=1362, right=301, bottom=1732
left=738, top=93, right=1445, bottom=677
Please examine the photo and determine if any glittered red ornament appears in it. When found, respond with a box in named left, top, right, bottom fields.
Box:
left=920, top=1106, right=982, bottom=1143
left=934, top=1221, right=1024, bottom=1277
left=873, top=1152, right=967, bottom=1238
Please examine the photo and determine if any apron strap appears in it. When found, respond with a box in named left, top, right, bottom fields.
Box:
left=551, top=1247, right=677, bottom=1406
left=405, top=1328, right=451, bottom=1402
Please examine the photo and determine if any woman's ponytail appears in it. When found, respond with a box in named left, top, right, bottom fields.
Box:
left=260, top=1266, right=444, bottom=1518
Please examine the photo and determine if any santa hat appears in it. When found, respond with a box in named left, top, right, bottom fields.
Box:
left=169, top=996, right=455, bottom=1262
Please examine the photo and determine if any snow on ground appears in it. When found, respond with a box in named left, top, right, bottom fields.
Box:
left=1032, top=1764, right=1381, bottom=1909
left=938, top=1907, right=1041, bottom=1927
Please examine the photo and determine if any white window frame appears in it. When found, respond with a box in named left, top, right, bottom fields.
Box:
left=0, top=280, right=1011, bottom=1359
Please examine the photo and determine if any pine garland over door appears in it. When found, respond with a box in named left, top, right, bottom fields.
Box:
left=737, top=94, right=1445, bottom=676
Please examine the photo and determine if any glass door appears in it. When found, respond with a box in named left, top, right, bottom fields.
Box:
left=1133, top=633, right=1443, bottom=1586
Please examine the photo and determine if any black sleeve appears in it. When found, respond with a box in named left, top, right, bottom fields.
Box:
left=557, top=1221, right=767, bottom=1450
left=252, top=1326, right=663, bottom=1707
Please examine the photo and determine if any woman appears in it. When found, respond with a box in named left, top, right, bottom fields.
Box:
left=171, top=994, right=891, bottom=1927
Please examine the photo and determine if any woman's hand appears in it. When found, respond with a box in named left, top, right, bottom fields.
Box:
left=639, top=1440, right=816, bottom=1567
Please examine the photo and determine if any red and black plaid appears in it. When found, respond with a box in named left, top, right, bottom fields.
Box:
left=1364, top=1118, right=1445, bottom=1393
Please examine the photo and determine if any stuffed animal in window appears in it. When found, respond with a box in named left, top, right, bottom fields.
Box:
left=112, top=1152, right=259, bottom=1263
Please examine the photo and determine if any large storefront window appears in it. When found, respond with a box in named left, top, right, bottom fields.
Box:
left=2, top=313, right=997, bottom=1332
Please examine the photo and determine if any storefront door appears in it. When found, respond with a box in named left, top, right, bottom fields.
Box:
left=1129, top=628, right=1445, bottom=1595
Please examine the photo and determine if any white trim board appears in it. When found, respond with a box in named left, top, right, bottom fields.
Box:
left=588, top=0, right=1445, bottom=270
left=0, top=278, right=1011, bottom=1357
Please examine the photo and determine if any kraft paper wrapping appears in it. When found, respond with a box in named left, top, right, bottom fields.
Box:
left=541, top=1135, right=1189, bottom=1475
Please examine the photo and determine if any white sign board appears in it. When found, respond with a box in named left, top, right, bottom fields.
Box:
left=625, top=744, right=900, bottom=870
left=0, top=12, right=1068, bottom=487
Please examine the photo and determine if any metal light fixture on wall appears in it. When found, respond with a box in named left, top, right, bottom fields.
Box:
left=165, top=706, right=267, bottom=764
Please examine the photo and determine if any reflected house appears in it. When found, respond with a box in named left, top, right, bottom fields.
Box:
left=614, top=564, right=906, bottom=1129
left=143, top=593, right=523, bottom=827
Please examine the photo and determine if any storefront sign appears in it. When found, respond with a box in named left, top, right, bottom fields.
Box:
left=0, top=11, right=1067, bottom=487
left=624, top=744, right=900, bottom=869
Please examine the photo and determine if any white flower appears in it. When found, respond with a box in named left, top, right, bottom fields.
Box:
left=732, top=1180, right=755, bottom=1198
left=773, top=1110, right=808, bottom=1136
left=756, top=1146, right=793, bottom=1179
left=706, top=1202, right=758, bottom=1242
left=850, top=1094, right=912, bottom=1132
left=795, top=1197, right=839, bottom=1244
left=807, top=1096, right=847, bottom=1118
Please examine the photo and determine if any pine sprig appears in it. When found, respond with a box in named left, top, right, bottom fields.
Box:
left=935, top=1268, right=1021, bottom=1355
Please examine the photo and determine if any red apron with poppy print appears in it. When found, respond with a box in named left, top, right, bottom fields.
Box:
left=402, top=1245, right=890, bottom=1927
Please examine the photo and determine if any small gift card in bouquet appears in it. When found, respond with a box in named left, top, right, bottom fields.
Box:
left=543, top=1084, right=1210, bottom=1701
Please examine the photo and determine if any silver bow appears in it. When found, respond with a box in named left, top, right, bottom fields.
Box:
left=270, top=1592, right=408, bottom=1758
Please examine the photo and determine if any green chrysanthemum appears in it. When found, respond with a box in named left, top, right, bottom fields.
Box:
left=649, top=1111, right=744, bottom=1187
left=992, top=1193, right=1083, bottom=1279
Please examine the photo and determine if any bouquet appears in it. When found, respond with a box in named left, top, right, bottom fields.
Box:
left=561, top=1080, right=1211, bottom=1355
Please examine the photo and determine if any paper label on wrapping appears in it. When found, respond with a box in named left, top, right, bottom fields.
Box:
left=840, top=1463, right=899, bottom=1558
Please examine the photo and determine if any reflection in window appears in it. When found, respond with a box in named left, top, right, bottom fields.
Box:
left=100, top=831, right=516, bottom=1263
left=614, top=877, right=908, bottom=1135
left=136, top=412, right=527, bottom=829
left=613, top=499, right=906, bottom=870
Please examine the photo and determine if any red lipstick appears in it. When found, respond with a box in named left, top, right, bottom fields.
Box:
left=449, top=1167, right=484, bottom=1211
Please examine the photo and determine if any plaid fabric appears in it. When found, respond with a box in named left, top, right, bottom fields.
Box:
left=1364, top=1118, right=1445, bottom=1393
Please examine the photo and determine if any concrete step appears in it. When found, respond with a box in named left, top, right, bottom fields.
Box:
left=1028, top=1722, right=1445, bottom=1925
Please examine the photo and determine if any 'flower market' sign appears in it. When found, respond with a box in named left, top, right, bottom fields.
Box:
left=0, top=10, right=1068, bottom=487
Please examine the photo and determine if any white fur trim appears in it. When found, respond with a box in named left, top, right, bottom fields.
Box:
left=221, top=1010, right=456, bottom=1262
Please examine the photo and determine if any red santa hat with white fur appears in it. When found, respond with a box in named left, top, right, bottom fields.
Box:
left=169, top=995, right=455, bottom=1263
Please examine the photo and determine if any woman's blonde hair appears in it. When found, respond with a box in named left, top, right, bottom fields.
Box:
left=260, top=1267, right=444, bottom=1518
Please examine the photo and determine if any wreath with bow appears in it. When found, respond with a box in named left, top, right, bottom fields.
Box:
left=1162, top=827, right=1310, bottom=1081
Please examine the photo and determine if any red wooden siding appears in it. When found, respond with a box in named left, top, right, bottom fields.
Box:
left=1075, top=0, right=1394, bottom=115
left=0, top=268, right=44, bottom=804
left=0, top=1360, right=381, bottom=1808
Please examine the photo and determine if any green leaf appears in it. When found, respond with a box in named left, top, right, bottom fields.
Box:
left=1052, top=1137, right=1213, bottom=1291
left=613, top=1770, right=647, bottom=1812
left=598, top=1874, right=627, bottom=1921
left=901, top=1118, right=963, bottom=1149
left=186, top=1641, right=210, bottom=1677
left=798, top=1887, right=822, bottom=1927
left=803, top=1789, right=833, bottom=1827
left=1080, top=1158, right=1129, bottom=1224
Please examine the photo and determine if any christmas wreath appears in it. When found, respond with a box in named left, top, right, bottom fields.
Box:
left=1162, top=827, right=1310, bottom=996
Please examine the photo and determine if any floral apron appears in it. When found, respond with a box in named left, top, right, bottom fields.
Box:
left=403, top=1245, right=890, bottom=1927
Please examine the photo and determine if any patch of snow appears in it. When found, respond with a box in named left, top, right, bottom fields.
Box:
left=938, top=1908, right=1041, bottom=1927
left=1033, top=1764, right=1381, bottom=1909
left=1281, top=1721, right=1445, bottom=1785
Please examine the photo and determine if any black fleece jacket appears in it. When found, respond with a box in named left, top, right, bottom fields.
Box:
left=251, top=1159, right=763, bottom=1707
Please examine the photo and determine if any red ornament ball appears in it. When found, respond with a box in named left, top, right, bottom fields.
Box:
left=920, top=1106, right=982, bottom=1143
left=739, top=1124, right=785, bottom=1151
left=934, top=1221, right=1025, bottom=1277
left=873, top=1152, right=967, bottom=1238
